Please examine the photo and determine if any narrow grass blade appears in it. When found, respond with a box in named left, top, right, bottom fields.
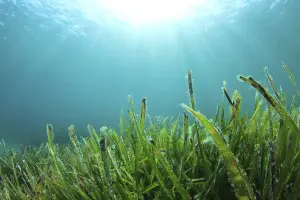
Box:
left=140, top=97, right=146, bottom=131
left=182, top=104, right=256, bottom=200
left=238, top=75, right=300, bottom=135
left=282, top=62, right=296, bottom=86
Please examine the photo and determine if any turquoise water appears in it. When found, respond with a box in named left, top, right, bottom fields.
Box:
left=0, top=0, right=299, bottom=146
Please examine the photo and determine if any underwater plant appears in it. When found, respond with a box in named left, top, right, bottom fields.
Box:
left=0, top=64, right=299, bottom=200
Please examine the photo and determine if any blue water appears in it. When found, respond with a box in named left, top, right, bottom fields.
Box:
left=0, top=0, right=299, bottom=146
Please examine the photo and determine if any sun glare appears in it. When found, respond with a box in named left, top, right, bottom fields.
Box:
left=98, top=0, right=208, bottom=25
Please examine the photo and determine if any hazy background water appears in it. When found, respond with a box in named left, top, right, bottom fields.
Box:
left=0, top=0, right=299, bottom=146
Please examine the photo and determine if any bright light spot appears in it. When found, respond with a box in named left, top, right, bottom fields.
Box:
left=97, top=0, right=208, bottom=25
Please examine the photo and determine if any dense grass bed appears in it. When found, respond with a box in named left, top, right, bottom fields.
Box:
left=0, top=65, right=299, bottom=200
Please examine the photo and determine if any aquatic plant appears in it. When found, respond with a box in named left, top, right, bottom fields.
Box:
left=0, top=65, right=299, bottom=200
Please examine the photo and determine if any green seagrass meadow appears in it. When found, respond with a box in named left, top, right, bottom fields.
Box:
left=0, top=64, right=299, bottom=200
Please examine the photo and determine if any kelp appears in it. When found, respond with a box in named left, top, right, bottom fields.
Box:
left=0, top=66, right=299, bottom=200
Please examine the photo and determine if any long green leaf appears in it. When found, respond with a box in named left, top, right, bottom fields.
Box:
left=182, top=104, right=256, bottom=200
